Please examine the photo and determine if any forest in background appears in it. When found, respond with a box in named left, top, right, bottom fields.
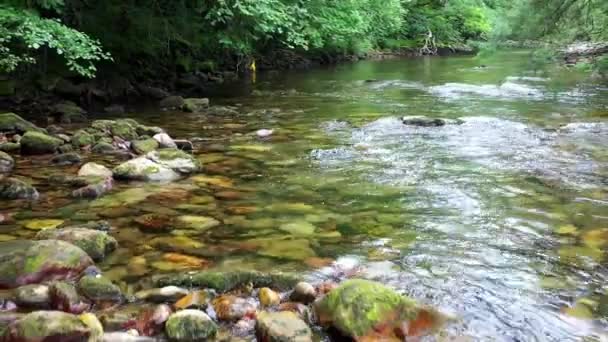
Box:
left=0, top=0, right=607, bottom=81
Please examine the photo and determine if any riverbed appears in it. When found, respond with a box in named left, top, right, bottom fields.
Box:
left=4, top=50, right=608, bottom=341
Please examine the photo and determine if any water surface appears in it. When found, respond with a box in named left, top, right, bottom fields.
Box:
left=5, top=50, right=608, bottom=341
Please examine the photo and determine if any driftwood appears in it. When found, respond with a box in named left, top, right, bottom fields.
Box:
left=420, top=29, right=437, bottom=55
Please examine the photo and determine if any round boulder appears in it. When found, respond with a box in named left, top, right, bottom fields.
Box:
left=4, top=311, right=93, bottom=341
left=255, top=311, right=312, bottom=342
left=0, top=178, right=39, bottom=200
left=20, top=131, right=62, bottom=155
left=165, top=309, right=217, bottom=341
left=0, top=240, right=93, bottom=288
left=35, top=227, right=117, bottom=261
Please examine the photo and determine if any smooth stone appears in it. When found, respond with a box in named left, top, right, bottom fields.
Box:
left=174, top=291, right=208, bottom=310
left=4, top=311, right=94, bottom=341
left=256, top=129, right=274, bottom=138
left=212, top=295, right=257, bottom=321
left=135, top=286, right=189, bottom=303
left=0, top=151, right=14, bottom=173
left=259, top=287, right=281, bottom=308
left=51, top=152, right=82, bottom=165
left=78, top=162, right=113, bottom=178
left=23, top=219, right=64, bottom=230
left=113, top=157, right=180, bottom=182
left=146, top=149, right=200, bottom=174
left=0, top=178, right=39, bottom=200
left=0, top=240, right=93, bottom=288
left=165, top=309, right=217, bottom=341
left=175, top=215, right=221, bottom=231
left=14, top=284, right=50, bottom=308
left=49, top=281, right=89, bottom=314
left=279, top=221, right=316, bottom=236
left=255, top=311, right=313, bottom=342
left=20, top=131, right=62, bottom=154
left=78, top=275, right=123, bottom=302
left=153, top=133, right=177, bottom=149
left=72, top=178, right=114, bottom=199
left=35, top=227, right=117, bottom=261
left=290, top=282, right=316, bottom=304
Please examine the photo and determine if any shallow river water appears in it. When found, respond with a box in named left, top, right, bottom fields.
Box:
left=4, top=50, right=608, bottom=341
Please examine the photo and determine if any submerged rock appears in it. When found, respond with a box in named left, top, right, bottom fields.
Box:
left=134, top=286, right=189, bottom=303
left=156, top=271, right=300, bottom=293
left=315, top=279, right=446, bottom=340
left=255, top=311, right=312, bottom=342
left=259, top=287, right=281, bottom=308
left=165, top=309, right=217, bottom=341
left=0, top=240, right=93, bottom=288
left=0, top=178, right=39, bottom=200
left=20, top=131, right=62, bottom=154
left=78, top=274, right=123, bottom=302
left=72, top=178, right=113, bottom=198
left=4, top=311, right=94, bottom=341
left=401, top=115, right=461, bottom=127
left=0, top=151, right=14, bottom=173
left=51, top=152, right=82, bottom=165
left=35, top=227, right=117, bottom=261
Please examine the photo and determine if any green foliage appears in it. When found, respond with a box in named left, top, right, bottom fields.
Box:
left=0, top=5, right=110, bottom=78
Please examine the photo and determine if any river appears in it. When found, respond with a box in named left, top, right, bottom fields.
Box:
left=4, top=50, right=608, bottom=341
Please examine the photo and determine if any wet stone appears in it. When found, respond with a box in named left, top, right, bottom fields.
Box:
left=0, top=151, right=14, bottom=173
left=78, top=162, right=113, bottom=178
left=35, top=227, right=118, bottom=261
left=78, top=274, right=123, bottom=302
left=14, top=284, right=50, bottom=308
left=165, top=309, right=217, bottom=341
left=255, top=311, right=313, bottom=342
left=135, top=286, right=189, bottom=303
left=4, top=311, right=94, bottom=341
left=51, top=152, right=82, bottom=165
left=212, top=295, right=257, bottom=321
left=49, top=281, right=89, bottom=314
left=20, top=131, right=62, bottom=154
left=290, top=282, right=316, bottom=304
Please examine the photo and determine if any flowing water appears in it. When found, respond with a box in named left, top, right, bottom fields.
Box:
left=4, top=50, right=608, bottom=341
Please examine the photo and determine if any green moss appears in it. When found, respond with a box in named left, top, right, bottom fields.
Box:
left=0, top=113, right=44, bottom=133
left=157, top=148, right=190, bottom=161
left=72, top=130, right=97, bottom=148
left=78, top=275, right=122, bottom=301
left=21, top=131, right=62, bottom=154
left=157, top=271, right=300, bottom=292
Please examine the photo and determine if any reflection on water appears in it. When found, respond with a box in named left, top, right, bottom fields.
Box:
left=3, top=51, right=608, bottom=341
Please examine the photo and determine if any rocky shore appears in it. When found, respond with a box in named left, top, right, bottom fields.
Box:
left=0, top=103, right=448, bottom=341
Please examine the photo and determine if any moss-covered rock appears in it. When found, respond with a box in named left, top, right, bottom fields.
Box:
left=146, top=149, right=200, bottom=174
left=78, top=275, right=123, bottom=302
left=156, top=271, right=300, bottom=292
left=4, top=311, right=92, bottom=341
left=50, top=101, right=87, bottom=124
left=113, top=156, right=180, bottom=182
left=165, top=309, right=217, bottom=341
left=0, top=177, right=39, bottom=200
left=91, top=142, right=116, bottom=154
left=315, top=279, right=446, bottom=340
left=256, top=311, right=313, bottom=342
left=71, top=130, right=97, bottom=149
left=0, top=151, right=14, bottom=173
left=35, top=227, right=117, bottom=261
left=51, top=152, right=82, bottom=165
left=20, top=131, right=62, bottom=154
left=14, top=284, right=51, bottom=308
left=0, top=112, right=44, bottom=134
left=182, top=98, right=209, bottom=112
left=0, top=142, right=20, bottom=153
left=110, top=120, right=139, bottom=140
left=0, top=240, right=93, bottom=288
left=78, top=162, right=112, bottom=178
left=160, top=95, right=185, bottom=109
left=49, top=281, right=89, bottom=314
left=132, top=138, right=159, bottom=154
left=137, top=125, right=164, bottom=137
